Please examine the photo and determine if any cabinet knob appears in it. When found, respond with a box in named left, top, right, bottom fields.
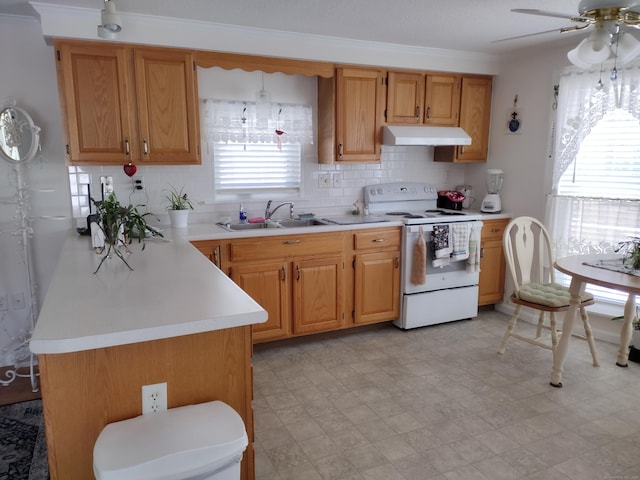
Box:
left=282, top=239, right=300, bottom=245
left=415, top=106, right=420, bottom=120
left=124, top=138, right=130, bottom=156
left=143, top=139, right=149, bottom=156
left=426, top=106, right=431, bottom=119
left=372, top=238, right=385, bottom=243
left=338, top=143, right=343, bottom=159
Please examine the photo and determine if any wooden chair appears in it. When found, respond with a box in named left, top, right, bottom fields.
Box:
left=498, top=216, right=599, bottom=366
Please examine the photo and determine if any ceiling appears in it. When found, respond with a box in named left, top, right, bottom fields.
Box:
left=0, top=0, right=596, bottom=56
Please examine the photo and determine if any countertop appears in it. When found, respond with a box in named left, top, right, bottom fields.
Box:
left=30, top=211, right=510, bottom=355
left=30, top=230, right=267, bottom=355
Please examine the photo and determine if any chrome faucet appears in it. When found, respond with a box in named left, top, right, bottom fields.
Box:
left=265, top=200, right=294, bottom=221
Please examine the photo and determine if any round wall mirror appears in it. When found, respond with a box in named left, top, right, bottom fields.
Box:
left=0, top=103, right=41, bottom=164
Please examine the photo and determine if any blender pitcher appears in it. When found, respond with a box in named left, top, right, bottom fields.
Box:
left=481, top=169, right=503, bottom=213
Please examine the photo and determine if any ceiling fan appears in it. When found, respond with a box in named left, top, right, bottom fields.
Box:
left=510, top=0, right=640, bottom=68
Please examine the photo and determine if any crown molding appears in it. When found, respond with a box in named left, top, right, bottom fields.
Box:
left=29, top=2, right=500, bottom=75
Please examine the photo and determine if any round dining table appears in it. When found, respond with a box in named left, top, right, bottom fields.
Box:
left=552, top=254, right=640, bottom=387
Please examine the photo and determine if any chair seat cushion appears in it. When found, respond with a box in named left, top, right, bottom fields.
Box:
left=517, top=282, right=594, bottom=308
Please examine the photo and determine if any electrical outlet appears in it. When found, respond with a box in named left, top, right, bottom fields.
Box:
left=0, top=294, right=7, bottom=312
left=11, top=292, right=25, bottom=310
left=133, top=177, right=144, bottom=191
left=318, top=174, right=332, bottom=188
left=332, top=173, right=342, bottom=188
left=100, top=176, right=114, bottom=195
left=142, top=382, right=167, bottom=415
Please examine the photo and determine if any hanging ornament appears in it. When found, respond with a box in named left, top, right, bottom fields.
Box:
left=275, top=105, right=286, bottom=150
left=123, top=162, right=137, bottom=177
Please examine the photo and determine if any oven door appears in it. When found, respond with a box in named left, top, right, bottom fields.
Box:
left=402, top=222, right=481, bottom=294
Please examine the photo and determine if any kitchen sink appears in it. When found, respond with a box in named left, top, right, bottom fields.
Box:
left=217, top=218, right=328, bottom=231
left=278, top=219, right=328, bottom=228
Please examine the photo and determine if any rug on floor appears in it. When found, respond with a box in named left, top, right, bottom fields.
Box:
left=0, top=399, right=49, bottom=480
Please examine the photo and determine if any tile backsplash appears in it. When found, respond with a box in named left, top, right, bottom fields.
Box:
left=69, top=145, right=466, bottom=228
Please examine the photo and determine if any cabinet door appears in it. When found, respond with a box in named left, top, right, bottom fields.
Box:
left=134, top=48, right=201, bottom=165
left=292, top=255, right=343, bottom=334
left=191, top=240, right=222, bottom=269
left=335, top=67, right=386, bottom=163
left=456, top=76, right=492, bottom=162
left=424, top=74, right=461, bottom=126
left=386, top=72, right=425, bottom=124
left=354, top=251, right=400, bottom=325
left=478, top=218, right=508, bottom=306
left=55, top=42, right=134, bottom=164
left=233, top=262, right=291, bottom=343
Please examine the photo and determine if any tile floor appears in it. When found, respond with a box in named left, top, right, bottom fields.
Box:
left=252, top=309, right=640, bottom=480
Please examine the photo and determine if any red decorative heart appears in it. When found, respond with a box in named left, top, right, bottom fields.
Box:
left=123, top=163, right=137, bottom=177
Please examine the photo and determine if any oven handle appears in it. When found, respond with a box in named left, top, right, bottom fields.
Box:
left=406, top=221, right=483, bottom=234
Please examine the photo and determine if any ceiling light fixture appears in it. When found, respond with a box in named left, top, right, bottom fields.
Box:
left=98, top=0, right=122, bottom=40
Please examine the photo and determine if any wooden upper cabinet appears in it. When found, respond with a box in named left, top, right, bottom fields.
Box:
left=386, top=71, right=425, bottom=124
left=434, top=74, right=493, bottom=163
left=133, top=48, right=200, bottom=164
left=424, top=73, right=461, bottom=126
left=456, top=75, right=492, bottom=162
left=334, top=67, right=386, bottom=163
left=54, top=40, right=200, bottom=166
left=55, top=42, right=134, bottom=164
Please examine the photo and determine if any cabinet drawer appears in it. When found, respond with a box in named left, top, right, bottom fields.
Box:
left=353, top=228, right=401, bottom=251
left=229, top=232, right=343, bottom=262
left=482, top=219, right=509, bottom=241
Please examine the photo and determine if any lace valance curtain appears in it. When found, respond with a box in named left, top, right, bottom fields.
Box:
left=552, top=62, right=640, bottom=191
left=200, top=98, right=313, bottom=146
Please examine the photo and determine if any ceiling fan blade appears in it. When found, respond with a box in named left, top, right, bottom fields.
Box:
left=492, top=28, right=566, bottom=44
left=511, top=8, right=591, bottom=23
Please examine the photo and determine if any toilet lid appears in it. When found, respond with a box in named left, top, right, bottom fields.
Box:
left=94, top=400, right=248, bottom=480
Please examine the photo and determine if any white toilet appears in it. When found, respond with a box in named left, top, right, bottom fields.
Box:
left=93, top=400, right=248, bottom=480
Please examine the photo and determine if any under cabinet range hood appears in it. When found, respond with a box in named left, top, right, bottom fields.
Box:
left=382, top=125, right=472, bottom=146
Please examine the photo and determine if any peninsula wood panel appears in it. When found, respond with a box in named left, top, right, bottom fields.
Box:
left=38, top=327, right=254, bottom=480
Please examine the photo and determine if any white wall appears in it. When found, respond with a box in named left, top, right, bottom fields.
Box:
left=0, top=16, right=72, bottom=366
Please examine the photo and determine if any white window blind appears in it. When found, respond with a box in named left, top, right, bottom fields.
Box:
left=213, top=143, right=301, bottom=193
left=201, top=98, right=311, bottom=194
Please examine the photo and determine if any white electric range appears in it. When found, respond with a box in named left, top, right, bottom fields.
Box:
left=364, top=182, right=484, bottom=329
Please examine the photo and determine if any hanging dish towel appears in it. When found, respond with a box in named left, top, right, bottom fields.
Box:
left=467, top=224, right=481, bottom=272
left=432, top=224, right=452, bottom=267
left=451, top=223, right=471, bottom=261
left=411, top=226, right=427, bottom=285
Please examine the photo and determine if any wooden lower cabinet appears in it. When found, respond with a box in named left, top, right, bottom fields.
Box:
left=233, top=261, right=291, bottom=342
left=225, top=232, right=345, bottom=343
left=478, top=218, right=509, bottom=306
left=354, top=251, right=400, bottom=325
left=352, top=227, right=401, bottom=325
left=195, top=226, right=402, bottom=342
left=293, top=255, right=343, bottom=334
left=39, top=327, right=255, bottom=480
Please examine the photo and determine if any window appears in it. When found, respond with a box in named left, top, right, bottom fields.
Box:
left=213, top=143, right=301, bottom=194
left=547, top=64, right=640, bottom=305
left=201, top=98, right=312, bottom=197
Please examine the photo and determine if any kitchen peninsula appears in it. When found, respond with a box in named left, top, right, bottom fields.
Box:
left=30, top=231, right=267, bottom=480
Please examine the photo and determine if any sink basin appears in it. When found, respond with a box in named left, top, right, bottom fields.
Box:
left=218, top=222, right=282, bottom=231
left=217, top=218, right=328, bottom=231
left=278, top=219, right=328, bottom=228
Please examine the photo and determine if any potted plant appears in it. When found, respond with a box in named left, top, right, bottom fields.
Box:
left=91, top=192, right=162, bottom=273
left=163, top=185, right=193, bottom=228
left=615, top=236, right=640, bottom=270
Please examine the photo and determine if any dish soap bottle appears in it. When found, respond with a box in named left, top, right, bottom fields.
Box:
left=239, top=204, right=247, bottom=223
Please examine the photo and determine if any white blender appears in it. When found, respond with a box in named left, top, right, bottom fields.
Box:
left=481, top=169, right=503, bottom=213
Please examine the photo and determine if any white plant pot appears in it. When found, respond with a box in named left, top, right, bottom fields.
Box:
left=168, top=209, right=189, bottom=228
